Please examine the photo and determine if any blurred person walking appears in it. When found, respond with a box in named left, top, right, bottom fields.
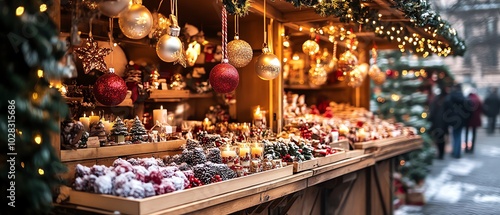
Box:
left=429, top=86, right=449, bottom=159
left=483, top=87, right=500, bottom=135
left=444, top=83, right=471, bottom=159
left=464, top=88, right=482, bottom=153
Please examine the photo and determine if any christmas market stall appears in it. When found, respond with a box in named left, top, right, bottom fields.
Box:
left=0, top=0, right=465, bottom=214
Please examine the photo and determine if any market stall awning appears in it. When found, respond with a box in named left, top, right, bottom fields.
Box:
left=224, top=0, right=466, bottom=57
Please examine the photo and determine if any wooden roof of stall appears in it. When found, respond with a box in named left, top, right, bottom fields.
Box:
left=76, top=0, right=464, bottom=57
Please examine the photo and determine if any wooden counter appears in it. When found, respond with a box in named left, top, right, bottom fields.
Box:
left=60, top=136, right=423, bottom=215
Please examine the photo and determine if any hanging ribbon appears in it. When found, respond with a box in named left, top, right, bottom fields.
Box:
left=222, top=5, right=228, bottom=62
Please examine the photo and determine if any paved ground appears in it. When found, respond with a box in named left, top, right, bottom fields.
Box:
left=396, top=128, right=500, bottom=215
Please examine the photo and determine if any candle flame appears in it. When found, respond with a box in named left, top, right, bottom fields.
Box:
left=204, top=118, right=209, bottom=123
left=255, top=106, right=261, bottom=114
left=91, top=111, right=94, bottom=116
left=83, top=113, right=86, bottom=117
left=160, top=105, right=163, bottom=109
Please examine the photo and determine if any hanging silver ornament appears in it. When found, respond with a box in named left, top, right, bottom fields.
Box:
left=118, top=4, right=153, bottom=39
left=227, top=35, right=253, bottom=68
left=98, top=0, right=129, bottom=18
left=255, top=47, right=281, bottom=80
left=156, top=15, right=182, bottom=62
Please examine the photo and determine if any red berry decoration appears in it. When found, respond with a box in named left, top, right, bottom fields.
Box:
left=211, top=174, right=223, bottom=183
left=93, top=73, right=127, bottom=106
left=209, top=63, right=239, bottom=94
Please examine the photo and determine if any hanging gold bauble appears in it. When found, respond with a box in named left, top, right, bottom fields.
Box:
left=372, top=70, right=387, bottom=85
left=357, top=63, right=369, bottom=78
left=156, top=26, right=182, bottom=62
left=227, top=36, right=253, bottom=68
left=255, top=47, right=281, bottom=80
left=98, top=0, right=129, bottom=18
left=302, top=40, right=320, bottom=55
left=309, top=63, right=328, bottom=86
left=118, top=4, right=153, bottom=39
left=338, top=50, right=358, bottom=73
left=149, top=12, right=170, bottom=45
left=368, top=64, right=381, bottom=78
left=347, top=66, right=365, bottom=88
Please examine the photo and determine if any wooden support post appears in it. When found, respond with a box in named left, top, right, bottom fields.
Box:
left=373, top=165, right=389, bottom=215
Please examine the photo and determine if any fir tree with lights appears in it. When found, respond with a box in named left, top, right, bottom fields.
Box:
left=0, top=0, right=72, bottom=214
left=373, top=51, right=453, bottom=185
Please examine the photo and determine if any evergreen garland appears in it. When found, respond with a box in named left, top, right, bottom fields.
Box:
left=0, top=0, right=70, bottom=214
left=223, top=0, right=252, bottom=17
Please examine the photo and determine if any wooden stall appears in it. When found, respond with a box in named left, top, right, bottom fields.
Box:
left=51, top=0, right=463, bottom=214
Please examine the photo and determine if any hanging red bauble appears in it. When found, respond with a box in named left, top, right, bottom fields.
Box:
left=209, top=63, right=239, bottom=94
left=93, top=73, right=128, bottom=106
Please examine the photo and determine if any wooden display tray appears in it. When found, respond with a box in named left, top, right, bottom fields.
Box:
left=353, top=136, right=410, bottom=149
left=346, top=149, right=365, bottom=158
left=69, top=165, right=293, bottom=215
left=292, top=151, right=347, bottom=173
left=149, top=90, right=190, bottom=99
left=61, top=140, right=185, bottom=162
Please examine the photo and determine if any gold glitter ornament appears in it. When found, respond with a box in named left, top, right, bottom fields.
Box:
left=302, top=40, right=320, bottom=55
left=308, top=63, right=328, bottom=86
left=347, top=66, right=365, bottom=88
left=74, top=36, right=111, bottom=74
left=227, top=35, right=253, bottom=68
left=118, top=4, right=153, bottom=39
left=255, top=47, right=281, bottom=80
left=338, top=50, right=358, bottom=73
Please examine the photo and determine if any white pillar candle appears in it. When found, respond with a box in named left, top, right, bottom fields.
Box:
left=79, top=113, right=90, bottom=132
left=153, top=105, right=168, bottom=124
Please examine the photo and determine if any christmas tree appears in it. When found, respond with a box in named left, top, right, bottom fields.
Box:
left=130, top=116, right=147, bottom=143
left=0, top=0, right=72, bottom=214
left=111, top=117, right=128, bottom=143
left=373, top=51, right=452, bottom=185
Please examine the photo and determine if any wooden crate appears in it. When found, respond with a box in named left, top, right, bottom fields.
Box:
left=69, top=165, right=293, bottom=215
left=292, top=152, right=347, bottom=173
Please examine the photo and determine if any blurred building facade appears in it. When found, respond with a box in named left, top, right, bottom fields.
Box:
left=433, top=0, right=500, bottom=96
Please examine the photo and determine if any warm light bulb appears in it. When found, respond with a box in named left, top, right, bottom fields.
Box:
left=16, top=6, right=24, bottom=16
left=40, top=4, right=47, bottom=12
left=34, top=135, right=42, bottom=144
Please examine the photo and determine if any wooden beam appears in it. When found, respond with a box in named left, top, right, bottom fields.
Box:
left=283, top=9, right=332, bottom=23
left=249, top=0, right=285, bottom=22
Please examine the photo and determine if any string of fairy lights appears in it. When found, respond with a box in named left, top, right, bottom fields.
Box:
left=223, top=0, right=466, bottom=57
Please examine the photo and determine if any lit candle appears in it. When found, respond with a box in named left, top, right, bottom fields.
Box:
left=253, top=106, right=263, bottom=121
left=89, top=111, right=100, bottom=127
left=202, top=118, right=211, bottom=130
left=102, top=119, right=113, bottom=134
left=339, top=124, right=349, bottom=136
left=357, top=128, right=366, bottom=141
left=239, top=143, right=250, bottom=158
left=153, top=105, right=168, bottom=124
left=250, top=142, right=263, bottom=159
left=221, top=145, right=237, bottom=158
left=79, top=113, right=90, bottom=131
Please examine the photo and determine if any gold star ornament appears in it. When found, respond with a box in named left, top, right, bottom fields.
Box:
left=74, top=36, right=111, bottom=74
